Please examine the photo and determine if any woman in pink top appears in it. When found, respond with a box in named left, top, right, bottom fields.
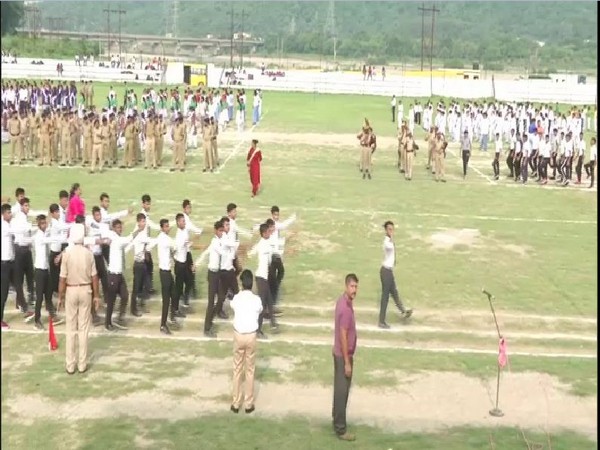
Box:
left=66, top=183, right=85, bottom=223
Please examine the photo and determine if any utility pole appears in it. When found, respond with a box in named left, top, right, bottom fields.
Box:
left=24, top=5, right=41, bottom=38
left=239, top=8, right=249, bottom=69
left=116, top=8, right=126, bottom=60
left=418, top=3, right=426, bottom=71
left=429, top=3, right=439, bottom=74
left=227, top=4, right=235, bottom=70
left=103, top=4, right=111, bottom=57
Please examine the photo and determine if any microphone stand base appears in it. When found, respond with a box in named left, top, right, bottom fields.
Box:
left=489, top=408, right=504, bottom=417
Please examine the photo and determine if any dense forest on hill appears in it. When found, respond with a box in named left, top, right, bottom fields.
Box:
left=10, top=1, right=600, bottom=70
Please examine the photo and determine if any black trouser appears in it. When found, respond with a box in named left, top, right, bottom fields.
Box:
left=256, top=276, right=275, bottom=331
left=143, top=252, right=154, bottom=295
left=106, top=272, right=128, bottom=326
left=514, top=153, right=521, bottom=180
left=575, top=156, right=583, bottom=182
left=101, top=244, right=110, bottom=265
left=391, top=106, right=395, bottom=122
left=561, top=157, right=572, bottom=181
left=49, top=250, right=61, bottom=294
left=185, top=252, right=196, bottom=302
left=130, top=261, right=146, bottom=314
left=540, top=157, right=550, bottom=180
left=379, top=266, right=405, bottom=323
left=217, top=269, right=239, bottom=316
left=205, top=270, right=220, bottom=332
left=94, top=254, right=108, bottom=299
left=34, top=268, right=55, bottom=322
left=1, top=260, right=15, bottom=322
left=159, top=269, right=175, bottom=326
left=521, top=157, right=529, bottom=182
left=529, top=150, right=538, bottom=174
left=332, top=354, right=353, bottom=436
left=550, top=153, right=557, bottom=178
left=492, top=152, right=500, bottom=177
left=415, top=111, right=421, bottom=125
left=506, top=150, right=514, bottom=177
left=174, top=260, right=191, bottom=312
left=584, top=160, right=596, bottom=187
left=268, top=255, right=285, bottom=305
left=14, top=246, right=34, bottom=309
left=557, top=156, right=565, bottom=179
left=461, top=150, right=470, bottom=176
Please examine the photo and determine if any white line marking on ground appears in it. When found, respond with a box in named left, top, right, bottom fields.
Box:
left=103, top=314, right=597, bottom=342
left=4, top=328, right=596, bottom=359
left=216, top=111, right=268, bottom=174
left=122, top=199, right=597, bottom=225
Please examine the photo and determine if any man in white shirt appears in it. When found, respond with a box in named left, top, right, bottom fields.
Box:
left=267, top=206, right=296, bottom=308
left=230, top=269, right=263, bottom=415
left=561, top=133, right=574, bottom=186
left=140, top=194, right=161, bottom=298
left=10, top=187, right=25, bottom=216
left=390, top=95, right=396, bottom=123
left=378, top=221, right=411, bottom=329
left=506, top=129, right=517, bottom=178
left=172, top=213, right=191, bottom=319
left=520, top=132, right=530, bottom=184
left=574, top=132, right=586, bottom=184
left=1, top=203, right=17, bottom=329
left=584, top=137, right=597, bottom=189
left=48, top=203, right=71, bottom=296
left=201, top=220, right=225, bottom=338
left=99, top=192, right=132, bottom=261
left=13, top=197, right=36, bottom=312
left=226, top=202, right=252, bottom=275
left=539, top=134, right=551, bottom=184
left=156, top=218, right=179, bottom=334
left=492, top=132, right=502, bottom=180
left=30, top=214, right=67, bottom=330
left=479, top=112, right=490, bottom=152
left=249, top=222, right=279, bottom=337
left=216, top=217, right=239, bottom=320
left=87, top=206, right=110, bottom=302
left=182, top=199, right=202, bottom=304
left=130, top=213, right=150, bottom=317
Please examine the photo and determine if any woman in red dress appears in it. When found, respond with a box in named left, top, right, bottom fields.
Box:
left=246, top=139, right=262, bottom=198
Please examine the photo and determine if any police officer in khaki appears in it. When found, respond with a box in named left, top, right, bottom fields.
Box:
left=39, top=114, right=52, bottom=166
left=122, top=116, right=135, bottom=168
left=29, top=110, right=40, bottom=160
left=398, top=121, right=408, bottom=172
left=434, top=132, right=447, bottom=182
left=90, top=118, right=105, bottom=173
left=60, top=112, right=73, bottom=166
left=202, top=117, right=214, bottom=172
left=144, top=114, right=158, bottom=169
left=157, top=115, right=166, bottom=166
left=405, top=132, right=415, bottom=181
left=210, top=116, right=219, bottom=167
left=8, top=111, right=22, bottom=165
left=134, top=114, right=142, bottom=163
left=109, top=113, right=118, bottom=165
left=171, top=115, right=186, bottom=172
left=20, top=111, right=31, bottom=161
left=57, top=224, right=100, bottom=374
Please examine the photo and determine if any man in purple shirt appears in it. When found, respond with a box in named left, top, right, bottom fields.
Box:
left=332, top=273, right=358, bottom=441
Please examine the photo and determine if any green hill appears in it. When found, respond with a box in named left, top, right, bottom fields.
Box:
left=17, top=1, right=600, bottom=70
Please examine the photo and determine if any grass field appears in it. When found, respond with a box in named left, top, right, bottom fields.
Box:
left=1, top=82, right=597, bottom=449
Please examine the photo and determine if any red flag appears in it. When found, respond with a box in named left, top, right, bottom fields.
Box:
left=48, top=317, right=58, bottom=351
left=498, top=337, right=507, bottom=368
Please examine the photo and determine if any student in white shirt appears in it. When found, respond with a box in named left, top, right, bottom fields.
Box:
left=584, top=137, right=597, bottom=189
left=378, top=221, right=411, bottom=329
left=1, top=203, right=17, bottom=329
left=492, top=132, right=502, bottom=180
left=173, top=213, right=191, bottom=318
left=230, top=269, right=263, bottom=415
left=267, top=206, right=296, bottom=308
left=574, top=132, right=586, bottom=184
left=539, top=134, right=551, bottom=184
left=182, top=199, right=202, bottom=302
left=198, top=220, right=226, bottom=338
left=520, top=133, right=530, bottom=184
left=507, top=129, right=517, bottom=178
left=561, top=133, right=574, bottom=186
left=215, top=217, right=240, bottom=320
left=247, top=223, right=277, bottom=338
left=156, top=218, right=179, bottom=334
left=99, top=192, right=132, bottom=261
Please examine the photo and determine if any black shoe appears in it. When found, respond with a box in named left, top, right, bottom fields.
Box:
left=362, top=173, right=366, bottom=179
left=230, top=405, right=239, bottom=414
left=217, top=311, right=229, bottom=320
left=113, top=320, right=128, bottom=330
left=130, top=310, right=142, bottom=318
left=367, top=172, right=371, bottom=179
left=34, top=320, right=44, bottom=331
left=245, top=406, right=255, bottom=414
left=403, top=309, right=413, bottom=319
left=160, top=325, right=171, bottom=335
left=378, top=322, right=390, bottom=329
left=175, top=310, right=186, bottom=318
left=204, top=330, right=217, bottom=338
left=105, top=324, right=116, bottom=332
left=257, top=330, right=268, bottom=340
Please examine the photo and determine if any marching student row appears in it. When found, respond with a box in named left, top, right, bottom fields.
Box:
left=0, top=185, right=296, bottom=339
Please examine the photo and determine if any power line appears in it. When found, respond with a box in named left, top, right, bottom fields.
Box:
left=226, top=4, right=235, bottom=70
left=24, top=5, right=41, bottom=38
left=429, top=3, right=439, bottom=74
left=418, top=3, right=439, bottom=72
left=103, top=6, right=127, bottom=58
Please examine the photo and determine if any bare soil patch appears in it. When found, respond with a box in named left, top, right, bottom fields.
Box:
left=7, top=369, right=595, bottom=440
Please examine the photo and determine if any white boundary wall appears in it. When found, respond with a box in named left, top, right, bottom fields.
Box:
left=2, top=58, right=596, bottom=105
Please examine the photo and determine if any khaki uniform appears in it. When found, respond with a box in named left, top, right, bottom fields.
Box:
left=399, top=129, right=408, bottom=172
left=157, top=121, right=166, bottom=165
left=20, top=116, right=30, bottom=160
left=123, top=122, right=135, bottom=167
left=109, top=120, right=118, bottom=163
left=405, top=137, right=415, bottom=179
left=30, top=113, right=40, bottom=159
left=172, top=122, right=186, bottom=170
left=211, top=122, right=219, bottom=166
left=73, top=117, right=82, bottom=160
left=434, top=140, right=446, bottom=181
left=90, top=126, right=105, bottom=172
left=134, top=121, right=141, bottom=162
left=359, top=131, right=373, bottom=174
left=144, top=120, right=157, bottom=169
left=87, top=85, right=95, bottom=109
left=426, top=130, right=436, bottom=170
left=101, top=123, right=110, bottom=165
left=51, top=115, right=60, bottom=162
left=59, top=244, right=97, bottom=373
left=39, top=118, right=52, bottom=165
left=83, top=121, right=92, bottom=164
left=60, top=119, right=72, bottom=165
left=202, top=124, right=214, bottom=170
left=8, top=117, right=22, bottom=163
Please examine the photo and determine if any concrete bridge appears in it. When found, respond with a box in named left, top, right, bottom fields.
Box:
left=16, top=28, right=264, bottom=59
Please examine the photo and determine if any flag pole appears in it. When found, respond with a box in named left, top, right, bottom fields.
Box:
left=482, top=288, right=504, bottom=417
